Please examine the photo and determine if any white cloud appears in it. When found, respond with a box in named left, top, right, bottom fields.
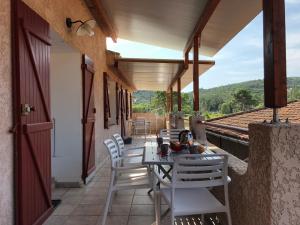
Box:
left=286, top=0, right=300, bottom=3
left=287, top=32, right=300, bottom=48
left=246, top=38, right=263, bottom=48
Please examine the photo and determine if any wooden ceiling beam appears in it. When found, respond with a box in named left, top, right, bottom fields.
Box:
left=84, top=0, right=117, bottom=42
left=184, top=0, right=220, bottom=54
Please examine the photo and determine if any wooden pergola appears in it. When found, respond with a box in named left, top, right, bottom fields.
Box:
left=86, top=0, right=287, bottom=118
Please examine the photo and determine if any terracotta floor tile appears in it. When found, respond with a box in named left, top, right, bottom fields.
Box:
left=64, top=215, right=98, bottom=225
left=43, top=215, right=68, bottom=225
left=71, top=204, right=103, bottom=216
left=130, top=205, right=154, bottom=216
left=53, top=204, right=77, bottom=216
left=97, top=215, right=128, bottom=225
left=127, top=216, right=156, bottom=225
left=132, top=195, right=154, bottom=205
left=109, top=205, right=131, bottom=215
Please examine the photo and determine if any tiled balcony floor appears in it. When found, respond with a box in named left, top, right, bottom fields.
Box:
left=44, top=135, right=215, bottom=225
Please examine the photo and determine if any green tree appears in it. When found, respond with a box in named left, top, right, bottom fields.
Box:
left=182, top=93, right=193, bottom=115
left=232, top=89, right=257, bottom=111
left=150, top=91, right=167, bottom=115
left=220, top=102, right=233, bottom=114
left=289, top=86, right=300, bottom=101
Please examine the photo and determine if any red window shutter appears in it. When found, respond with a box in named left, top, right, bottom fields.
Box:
left=103, top=72, right=110, bottom=129
left=120, top=87, right=126, bottom=137
left=130, top=93, right=133, bottom=119
left=125, top=90, right=129, bottom=120
left=116, top=82, right=119, bottom=125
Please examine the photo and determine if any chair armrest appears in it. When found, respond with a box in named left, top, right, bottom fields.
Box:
left=125, top=146, right=144, bottom=151
left=120, top=154, right=143, bottom=159
left=153, top=170, right=172, bottom=188
left=112, top=164, right=147, bottom=171
left=122, top=153, right=144, bottom=158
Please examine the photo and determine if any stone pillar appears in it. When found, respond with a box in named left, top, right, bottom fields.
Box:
left=189, top=113, right=207, bottom=145
left=169, top=112, right=176, bottom=129
left=175, top=111, right=185, bottom=129
left=246, top=122, right=300, bottom=225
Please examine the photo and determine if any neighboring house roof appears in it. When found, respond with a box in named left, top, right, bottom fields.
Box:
left=206, top=101, right=300, bottom=141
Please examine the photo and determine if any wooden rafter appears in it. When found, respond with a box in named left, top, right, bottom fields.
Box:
left=177, top=78, right=182, bottom=111
left=84, top=0, right=117, bottom=42
left=170, top=87, right=174, bottom=112
left=184, top=0, right=220, bottom=54
left=193, top=36, right=200, bottom=111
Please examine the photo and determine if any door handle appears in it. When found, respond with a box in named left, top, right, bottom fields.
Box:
left=21, top=104, right=35, bottom=116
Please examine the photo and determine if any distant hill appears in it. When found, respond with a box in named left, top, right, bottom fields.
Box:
left=133, top=90, right=156, bottom=104
left=133, top=77, right=300, bottom=107
left=197, top=77, right=300, bottom=97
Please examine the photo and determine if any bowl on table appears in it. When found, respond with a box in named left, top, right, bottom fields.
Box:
left=170, top=141, right=182, bottom=152
left=189, top=144, right=206, bottom=154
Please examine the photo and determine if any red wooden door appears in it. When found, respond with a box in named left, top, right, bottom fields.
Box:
left=13, top=2, right=53, bottom=225
left=82, top=55, right=96, bottom=183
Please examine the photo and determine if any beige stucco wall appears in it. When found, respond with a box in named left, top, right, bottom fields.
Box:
left=0, top=0, right=131, bottom=223
left=0, top=0, right=13, bottom=224
left=21, top=0, right=131, bottom=167
left=213, top=122, right=300, bottom=225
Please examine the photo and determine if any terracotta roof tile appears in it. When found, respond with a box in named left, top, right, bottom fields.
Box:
left=206, top=101, right=300, bottom=141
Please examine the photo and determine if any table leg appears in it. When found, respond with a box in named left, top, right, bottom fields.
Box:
left=155, top=190, right=161, bottom=225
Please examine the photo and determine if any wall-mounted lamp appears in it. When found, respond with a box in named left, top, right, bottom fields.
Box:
left=66, top=18, right=96, bottom=37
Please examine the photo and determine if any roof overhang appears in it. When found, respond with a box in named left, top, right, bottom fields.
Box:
left=116, top=58, right=215, bottom=91
left=101, top=0, right=261, bottom=56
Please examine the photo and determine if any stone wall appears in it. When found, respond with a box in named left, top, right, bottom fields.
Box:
left=213, top=122, right=300, bottom=225
left=0, top=0, right=13, bottom=224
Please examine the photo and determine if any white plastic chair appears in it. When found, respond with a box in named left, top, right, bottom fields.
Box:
left=154, top=154, right=232, bottom=225
left=102, top=139, right=151, bottom=225
left=112, top=133, right=144, bottom=166
left=159, top=129, right=185, bottom=142
left=132, top=118, right=150, bottom=140
left=112, top=133, right=144, bottom=157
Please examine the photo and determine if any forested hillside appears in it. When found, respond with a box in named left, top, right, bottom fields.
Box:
left=133, top=77, right=300, bottom=118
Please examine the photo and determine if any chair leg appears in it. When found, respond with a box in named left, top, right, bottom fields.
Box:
left=101, top=188, right=113, bottom=225
left=155, top=191, right=161, bottom=225
left=108, top=191, right=115, bottom=213
left=101, top=172, right=115, bottom=225
left=201, top=214, right=205, bottom=224
left=226, top=210, right=232, bottom=225
left=171, top=211, right=174, bottom=225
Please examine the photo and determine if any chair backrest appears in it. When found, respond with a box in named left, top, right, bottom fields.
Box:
left=134, top=119, right=146, bottom=127
left=160, top=129, right=185, bottom=142
left=103, top=139, right=120, bottom=167
left=172, top=154, right=228, bottom=189
left=112, top=133, right=125, bottom=155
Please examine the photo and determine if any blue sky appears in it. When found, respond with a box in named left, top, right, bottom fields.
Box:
left=107, top=1, right=300, bottom=92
